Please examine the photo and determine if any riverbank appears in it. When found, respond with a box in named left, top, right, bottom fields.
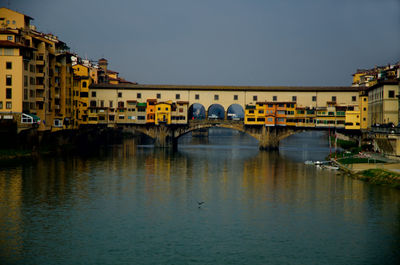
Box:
left=349, top=168, right=400, bottom=189
left=334, top=157, right=400, bottom=189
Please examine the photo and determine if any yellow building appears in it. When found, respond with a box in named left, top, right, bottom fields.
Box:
left=244, top=104, right=257, bottom=125
left=359, top=94, right=368, bottom=129
left=368, top=80, right=399, bottom=127
left=0, top=7, right=73, bottom=131
left=155, top=102, right=171, bottom=125
left=285, top=102, right=296, bottom=126
left=72, top=64, right=92, bottom=126
left=345, top=107, right=361, bottom=130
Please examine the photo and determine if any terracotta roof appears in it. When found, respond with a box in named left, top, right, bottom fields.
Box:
left=90, top=83, right=359, bottom=92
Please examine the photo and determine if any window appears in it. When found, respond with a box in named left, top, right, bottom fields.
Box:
left=24, top=76, right=28, bottom=87
left=6, top=75, right=12, bottom=86
left=292, top=96, right=297, bottom=102
left=363, top=107, right=366, bottom=111
left=312, top=96, right=316, bottom=102
left=6, top=62, right=12, bottom=69
left=0, top=102, right=2, bottom=109
left=117, top=92, right=122, bottom=98
left=363, top=97, right=367, bottom=102
left=82, top=81, right=87, bottom=88
left=214, top=95, right=219, bottom=100
left=234, top=95, right=238, bottom=100
left=7, top=35, right=12, bottom=41
left=253, top=95, right=257, bottom=101
left=100, top=100, right=104, bottom=108
left=157, top=93, right=161, bottom=99
left=24, top=62, right=28, bottom=71
left=109, top=101, right=113, bottom=108
left=30, top=64, right=34, bottom=73
left=195, top=94, right=199, bottom=100
left=388, top=90, right=395, bottom=98
left=6, top=88, right=12, bottom=99
left=176, top=94, right=180, bottom=100
left=90, top=100, right=97, bottom=107
left=24, top=89, right=28, bottom=100
left=352, top=96, right=356, bottom=102
left=91, top=91, right=96, bottom=97
left=332, top=96, right=336, bottom=102
left=6, top=102, right=12, bottom=109
left=137, top=93, right=141, bottom=99
left=273, top=96, right=277, bottom=101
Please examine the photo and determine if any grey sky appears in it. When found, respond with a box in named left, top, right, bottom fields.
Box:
left=8, top=0, right=400, bottom=86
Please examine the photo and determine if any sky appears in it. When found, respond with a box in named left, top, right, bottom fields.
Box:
left=7, top=0, right=400, bottom=86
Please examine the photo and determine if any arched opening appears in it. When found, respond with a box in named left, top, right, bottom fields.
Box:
left=188, top=103, right=206, bottom=120
left=207, top=104, right=225, bottom=120
left=227, top=104, right=244, bottom=120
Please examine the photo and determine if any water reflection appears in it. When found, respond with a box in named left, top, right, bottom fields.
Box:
left=0, top=130, right=399, bottom=264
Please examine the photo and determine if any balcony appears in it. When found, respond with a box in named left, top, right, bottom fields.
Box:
left=36, top=59, right=45, bottom=66
left=35, top=84, right=45, bottom=90
left=36, top=96, right=45, bottom=102
left=36, top=72, right=45, bottom=78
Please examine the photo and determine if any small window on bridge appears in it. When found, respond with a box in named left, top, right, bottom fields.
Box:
left=195, top=94, right=199, bottom=100
left=234, top=95, right=238, bottom=100
left=352, top=96, right=356, bottom=101
left=312, top=96, right=316, bottom=102
left=176, top=94, right=180, bottom=99
left=388, top=90, right=395, bottom=98
left=137, top=93, right=141, bottom=99
left=292, top=96, right=297, bottom=101
left=253, top=95, right=257, bottom=101
left=157, top=93, right=161, bottom=99
left=118, top=92, right=122, bottom=98
left=273, top=96, right=277, bottom=101
left=214, top=95, right=219, bottom=100
left=332, top=96, right=336, bottom=102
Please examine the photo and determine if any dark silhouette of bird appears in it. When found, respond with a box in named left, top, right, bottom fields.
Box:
left=197, top=201, right=205, bottom=208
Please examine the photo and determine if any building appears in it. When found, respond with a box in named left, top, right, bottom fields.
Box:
left=368, top=80, right=399, bottom=126
left=0, top=7, right=73, bottom=131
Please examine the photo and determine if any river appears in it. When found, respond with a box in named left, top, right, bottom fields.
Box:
left=0, top=129, right=399, bottom=265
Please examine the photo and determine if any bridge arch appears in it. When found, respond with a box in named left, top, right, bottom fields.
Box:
left=227, top=104, right=244, bottom=120
left=188, top=103, right=206, bottom=120
left=207, top=104, right=225, bottom=119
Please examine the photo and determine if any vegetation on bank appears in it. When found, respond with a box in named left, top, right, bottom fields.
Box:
left=351, top=169, right=400, bottom=189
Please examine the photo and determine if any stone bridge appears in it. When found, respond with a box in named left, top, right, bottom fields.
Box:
left=120, top=120, right=298, bottom=150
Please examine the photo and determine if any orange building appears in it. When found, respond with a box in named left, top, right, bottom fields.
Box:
left=146, top=99, right=156, bottom=123
left=275, top=103, right=287, bottom=126
left=265, top=102, right=276, bottom=126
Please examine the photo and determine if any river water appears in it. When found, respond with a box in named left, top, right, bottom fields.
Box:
left=0, top=129, right=399, bottom=265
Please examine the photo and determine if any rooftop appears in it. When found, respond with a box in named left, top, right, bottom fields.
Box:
left=90, top=83, right=360, bottom=92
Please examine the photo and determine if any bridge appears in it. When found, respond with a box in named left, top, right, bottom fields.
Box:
left=118, top=119, right=351, bottom=150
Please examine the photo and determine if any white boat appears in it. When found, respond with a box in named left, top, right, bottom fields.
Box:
left=322, top=165, right=339, bottom=170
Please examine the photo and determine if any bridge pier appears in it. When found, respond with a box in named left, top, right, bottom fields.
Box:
left=152, top=125, right=178, bottom=149
left=258, top=126, right=279, bottom=150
